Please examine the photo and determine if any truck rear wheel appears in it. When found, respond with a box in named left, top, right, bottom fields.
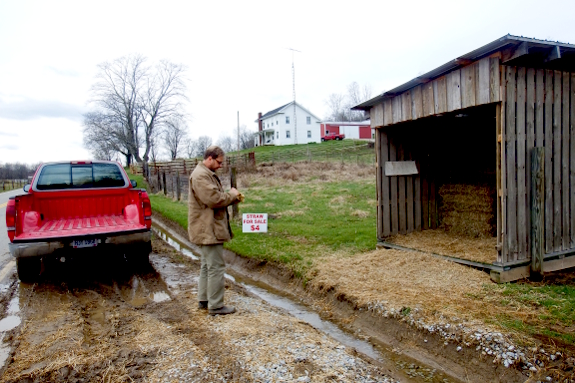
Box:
left=16, top=257, right=41, bottom=283
left=129, top=242, right=152, bottom=268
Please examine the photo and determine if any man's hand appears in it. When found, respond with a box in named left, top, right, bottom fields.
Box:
left=229, top=187, right=240, bottom=200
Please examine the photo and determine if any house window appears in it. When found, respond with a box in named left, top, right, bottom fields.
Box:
left=276, top=132, right=279, bottom=139
left=276, top=120, right=278, bottom=125
left=286, top=130, right=291, bottom=138
left=306, top=116, right=311, bottom=124
left=307, top=130, right=311, bottom=138
left=286, top=116, right=290, bottom=124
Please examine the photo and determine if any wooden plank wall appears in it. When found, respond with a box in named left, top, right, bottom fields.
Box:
left=376, top=129, right=434, bottom=239
left=371, top=56, right=500, bottom=129
left=500, top=67, right=575, bottom=264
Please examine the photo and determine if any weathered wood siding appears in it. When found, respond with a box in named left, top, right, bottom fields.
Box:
left=499, top=67, right=575, bottom=264
left=370, top=56, right=500, bottom=129
left=375, top=128, right=435, bottom=239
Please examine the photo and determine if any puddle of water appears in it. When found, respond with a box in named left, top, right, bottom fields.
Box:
left=154, top=222, right=461, bottom=383
left=7, top=295, right=19, bottom=315
left=152, top=225, right=199, bottom=261
left=0, top=342, right=9, bottom=370
left=0, top=316, right=21, bottom=332
left=152, top=292, right=171, bottom=303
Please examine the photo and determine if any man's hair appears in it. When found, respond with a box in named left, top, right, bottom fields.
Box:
left=204, top=145, right=225, bottom=160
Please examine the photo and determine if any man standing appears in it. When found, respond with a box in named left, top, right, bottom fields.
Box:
left=188, top=146, right=241, bottom=315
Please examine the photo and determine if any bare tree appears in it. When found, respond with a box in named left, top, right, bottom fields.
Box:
left=195, top=136, right=213, bottom=157
left=84, top=55, right=187, bottom=169
left=324, top=93, right=347, bottom=121
left=83, top=112, right=133, bottom=163
left=216, top=135, right=234, bottom=153
left=138, top=60, right=188, bottom=165
left=163, top=118, right=189, bottom=160
left=183, top=138, right=197, bottom=158
left=238, top=125, right=255, bottom=150
left=324, top=82, right=373, bottom=122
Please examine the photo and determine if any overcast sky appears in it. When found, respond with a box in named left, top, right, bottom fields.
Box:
left=1, top=0, right=574, bottom=165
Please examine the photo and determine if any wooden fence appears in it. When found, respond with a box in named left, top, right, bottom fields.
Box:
left=1, top=179, right=26, bottom=192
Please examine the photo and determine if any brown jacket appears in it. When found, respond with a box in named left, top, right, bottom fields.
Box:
left=188, top=162, right=237, bottom=245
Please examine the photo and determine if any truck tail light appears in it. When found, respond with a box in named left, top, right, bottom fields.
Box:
left=141, top=192, right=152, bottom=228
left=6, top=199, right=16, bottom=242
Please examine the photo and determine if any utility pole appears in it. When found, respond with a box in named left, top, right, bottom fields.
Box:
left=237, top=111, right=240, bottom=152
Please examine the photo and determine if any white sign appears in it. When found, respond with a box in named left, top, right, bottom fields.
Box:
left=242, top=213, right=268, bottom=233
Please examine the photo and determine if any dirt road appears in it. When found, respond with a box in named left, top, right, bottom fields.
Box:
left=0, top=239, right=400, bottom=383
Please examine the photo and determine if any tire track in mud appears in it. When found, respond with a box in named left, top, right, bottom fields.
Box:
left=1, top=240, right=399, bottom=383
left=0, top=248, right=250, bottom=383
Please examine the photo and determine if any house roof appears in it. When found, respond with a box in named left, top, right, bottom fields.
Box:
left=353, top=34, right=575, bottom=111
left=256, top=101, right=321, bottom=122
left=322, top=120, right=371, bottom=126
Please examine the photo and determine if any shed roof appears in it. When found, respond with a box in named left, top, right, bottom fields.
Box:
left=353, top=34, right=575, bottom=111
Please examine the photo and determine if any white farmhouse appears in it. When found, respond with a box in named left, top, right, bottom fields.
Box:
left=254, top=102, right=321, bottom=146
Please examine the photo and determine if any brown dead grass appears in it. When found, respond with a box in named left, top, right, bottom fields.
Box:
left=308, top=248, right=540, bottom=328
left=240, top=162, right=374, bottom=188
left=387, top=229, right=497, bottom=264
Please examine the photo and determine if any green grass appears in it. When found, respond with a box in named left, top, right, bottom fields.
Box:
left=482, top=281, right=575, bottom=346
left=227, top=180, right=376, bottom=277
left=128, top=168, right=376, bottom=279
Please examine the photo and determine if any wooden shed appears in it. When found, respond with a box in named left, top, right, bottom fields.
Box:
left=353, top=35, right=575, bottom=282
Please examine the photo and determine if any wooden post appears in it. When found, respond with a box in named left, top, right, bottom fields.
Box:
left=176, top=172, right=181, bottom=201
left=531, top=147, right=544, bottom=277
left=231, top=167, right=238, bottom=219
left=162, top=172, right=167, bottom=196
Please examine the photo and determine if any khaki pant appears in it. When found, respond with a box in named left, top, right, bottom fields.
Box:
left=198, top=244, right=225, bottom=310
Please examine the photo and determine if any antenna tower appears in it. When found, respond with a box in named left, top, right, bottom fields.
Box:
left=287, top=48, right=301, bottom=144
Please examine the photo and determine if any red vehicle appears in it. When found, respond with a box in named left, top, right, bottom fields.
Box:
left=321, top=132, right=345, bottom=141
left=5, top=161, right=152, bottom=281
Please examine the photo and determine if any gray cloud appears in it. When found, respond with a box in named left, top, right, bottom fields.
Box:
left=0, top=98, right=85, bottom=121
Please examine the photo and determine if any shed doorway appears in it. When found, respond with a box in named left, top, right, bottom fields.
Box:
left=381, top=104, right=498, bottom=264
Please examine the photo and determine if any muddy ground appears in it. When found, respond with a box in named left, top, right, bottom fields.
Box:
left=0, top=239, right=402, bottom=383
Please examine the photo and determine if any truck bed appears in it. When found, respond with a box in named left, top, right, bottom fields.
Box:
left=14, top=215, right=146, bottom=242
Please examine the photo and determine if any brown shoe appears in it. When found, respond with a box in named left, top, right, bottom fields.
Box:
left=198, top=301, right=208, bottom=310
left=208, top=305, right=236, bottom=315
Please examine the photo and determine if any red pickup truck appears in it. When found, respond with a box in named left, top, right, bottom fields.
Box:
left=321, top=132, right=345, bottom=141
left=5, top=161, right=152, bottom=281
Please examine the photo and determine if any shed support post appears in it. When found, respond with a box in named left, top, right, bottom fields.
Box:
left=531, top=147, right=544, bottom=277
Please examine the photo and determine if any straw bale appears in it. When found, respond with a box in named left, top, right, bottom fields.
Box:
left=387, top=229, right=497, bottom=264
left=438, top=183, right=495, bottom=238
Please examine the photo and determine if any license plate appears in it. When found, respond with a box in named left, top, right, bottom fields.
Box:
left=72, top=239, right=98, bottom=248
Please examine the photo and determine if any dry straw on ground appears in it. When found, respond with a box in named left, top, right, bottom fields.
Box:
left=387, top=229, right=497, bottom=264
left=308, top=248, right=542, bottom=330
